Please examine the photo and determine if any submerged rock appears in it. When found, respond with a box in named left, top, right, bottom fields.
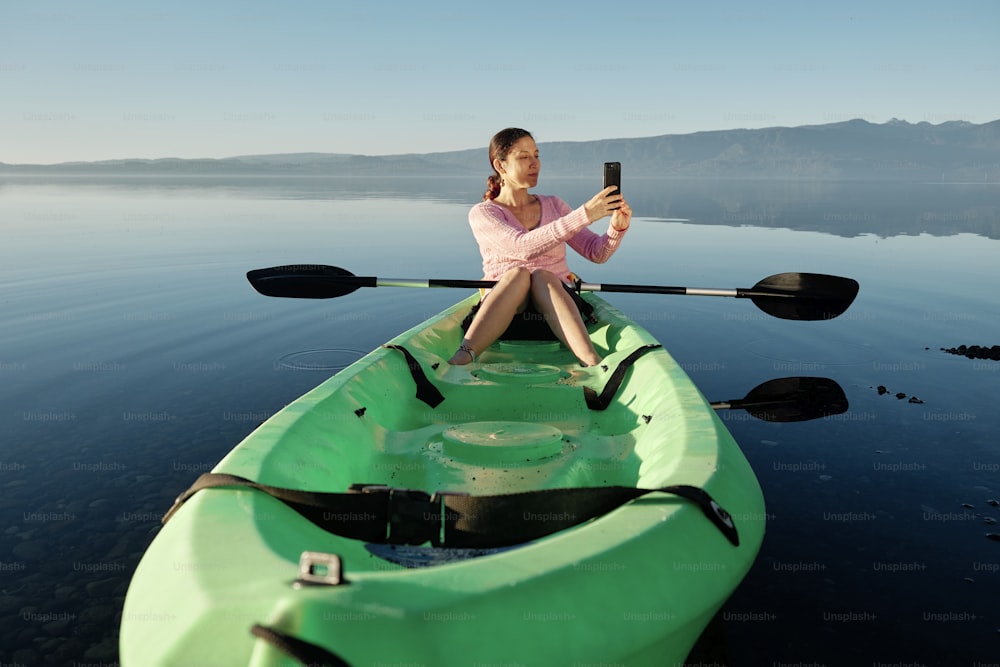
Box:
left=941, top=345, right=1000, bottom=361
left=872, top=385, right=924, bottom=405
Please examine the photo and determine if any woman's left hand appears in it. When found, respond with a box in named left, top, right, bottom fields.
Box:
left=611, top=200, right=632, bottom=231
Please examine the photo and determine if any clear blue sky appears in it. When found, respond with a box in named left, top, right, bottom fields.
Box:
left=2, top=0, right=997, bottom=164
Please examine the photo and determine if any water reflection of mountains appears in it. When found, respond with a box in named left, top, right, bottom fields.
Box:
left=3, top=175, right=996, bottom=239
left=576, top=178, right=1000, bottom=240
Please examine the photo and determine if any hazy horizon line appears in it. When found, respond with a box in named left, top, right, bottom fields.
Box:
left=5, top=116, right=996, bottom=168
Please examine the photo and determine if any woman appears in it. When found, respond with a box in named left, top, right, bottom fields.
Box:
left=449, top=128, right=632, bottom=366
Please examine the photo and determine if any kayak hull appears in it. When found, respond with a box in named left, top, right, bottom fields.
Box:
left=121, top=293, right=765, bottom=665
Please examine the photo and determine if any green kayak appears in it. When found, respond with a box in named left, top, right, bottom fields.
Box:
left=121, top=292, right=766, bottom=665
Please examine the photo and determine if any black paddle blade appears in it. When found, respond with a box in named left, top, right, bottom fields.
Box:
left=721, top=376, right=848, bottom=422
left=247, top=265, right=373, bottom=299
left=744, top=273, right=859, bottom=321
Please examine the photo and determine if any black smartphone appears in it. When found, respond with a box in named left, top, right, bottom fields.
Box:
left=603, top=161, right=621, bottom=209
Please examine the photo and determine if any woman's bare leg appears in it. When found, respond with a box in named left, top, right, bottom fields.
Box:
left=530, top=270, right=601, bottom=366
left=448, top=267, right=530, bottom=365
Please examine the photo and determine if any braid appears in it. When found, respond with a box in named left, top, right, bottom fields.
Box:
left=484, top=174, right=503, bottom=201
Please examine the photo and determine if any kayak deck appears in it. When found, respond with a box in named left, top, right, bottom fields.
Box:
left=121, top=293, right=765, bottom=666
left=219, top=295, right=710, bottom=498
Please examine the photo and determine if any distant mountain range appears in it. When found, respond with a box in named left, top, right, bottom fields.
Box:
left=3, top=118, right=1000, bottom=181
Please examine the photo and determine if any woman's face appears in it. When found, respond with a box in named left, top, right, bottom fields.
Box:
left=497, top=136, right=540, bottom=190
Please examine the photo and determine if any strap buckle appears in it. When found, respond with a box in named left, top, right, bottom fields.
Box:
left=349, top=484, right=439, bottom=545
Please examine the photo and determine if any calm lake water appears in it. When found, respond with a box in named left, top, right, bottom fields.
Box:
left=1, top=175, right=998, bottom=665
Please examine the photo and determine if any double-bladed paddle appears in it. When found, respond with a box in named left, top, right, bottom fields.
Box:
left=247, top=265, right=859, bottom=321
left=710, top=376, right=848, bottom=422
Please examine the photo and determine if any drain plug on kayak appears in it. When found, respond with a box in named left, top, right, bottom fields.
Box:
left=442, top=421, right=564, bottom=465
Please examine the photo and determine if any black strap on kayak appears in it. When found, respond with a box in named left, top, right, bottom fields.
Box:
left=250, top=624, right=352, bottom=667
left=163, top=473, right=399, bottom=543
left=163, top=473, right=739, bottom=547
left=584, top=344, right=662, bottom=411
left=382, top=344, right=445, bottom=408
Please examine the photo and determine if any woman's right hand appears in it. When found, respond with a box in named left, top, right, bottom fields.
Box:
left=584, top=186, right=625, bottom=223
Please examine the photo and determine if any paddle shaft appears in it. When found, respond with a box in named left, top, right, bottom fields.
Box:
left=711, top=398, right=797, bottom=410
left=373, top=278, right=777, bottom=300
left=581, top=282, right=745, bottom=298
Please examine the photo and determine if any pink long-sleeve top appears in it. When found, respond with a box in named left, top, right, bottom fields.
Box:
left=469, top=195, right=627, bottom=283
